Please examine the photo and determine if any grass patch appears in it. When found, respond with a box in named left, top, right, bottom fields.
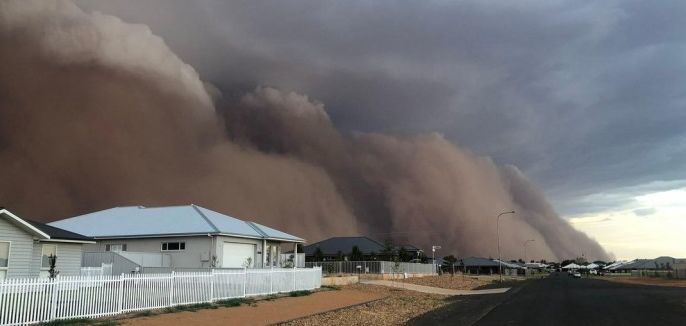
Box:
left=131, top=310, right=152, bottom=317
left=39, top=318, right=118, bottom=326
left=288, top=290, right=312, bottom=297
left=321, top=285, right=341, bottom=290
left=215, top=298, right=253, bottom=307
left=163, top=302, right=214, bottom=313
left=40, top=319, right=91, bottom=326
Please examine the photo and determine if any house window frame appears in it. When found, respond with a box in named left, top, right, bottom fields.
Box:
left=105, top=244, right=127, bottom=252
left=0, top=241, right=10, bottom=279
left=161, top=242, right=186, bottom=252
left=41, top=244, right=57, bottom=270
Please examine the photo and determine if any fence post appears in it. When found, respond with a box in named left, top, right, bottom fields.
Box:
left=243, top=268, right=247, bottom=297
left=169, top=271, right=175, bottom=306
left=209, top=269, right=214, bottom=302
left=270, top=267, right=273, bottom=294
left=49, top=276, right=59, bottom=320
left=117, top=273, right=124, bottom=313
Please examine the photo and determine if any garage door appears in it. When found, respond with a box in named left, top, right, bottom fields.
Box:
left=222, top=242, right=255, bottom=268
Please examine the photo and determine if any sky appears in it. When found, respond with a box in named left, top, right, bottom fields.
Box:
left=6, top=0, right=684, bottom=260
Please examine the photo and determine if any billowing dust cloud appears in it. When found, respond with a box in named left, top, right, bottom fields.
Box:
left=0, top=0, right=610, bottom=261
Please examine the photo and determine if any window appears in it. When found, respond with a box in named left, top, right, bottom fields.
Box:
left=0, top=241, right=9, bottom=280
left=41, top=244, right=57, bottom=269
left=105, top=244, right=127, bottom=252
left=0, top=242, right=9, bottom=268
left=161, top=242, right=185, bottom=251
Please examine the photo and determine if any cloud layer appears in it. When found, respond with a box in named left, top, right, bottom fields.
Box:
left=74, top=0, right=686, bottom=217
left=0, top=0, right=610, bottom=260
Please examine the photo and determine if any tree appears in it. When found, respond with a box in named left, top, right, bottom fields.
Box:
left=369, top=251, right=378, bottom=261
left=313, top=247, right=324, bottom=262
left=48, top=254, right=58, bottom=279
left=350, top=245, right=363, bottom=261
left=382, top=240, right=396, bottom=261
left=398, top=247, right=411, bottom=262
left=336, top=250, right=344, bottom=261
left=442, top=255, right=458, bottom=269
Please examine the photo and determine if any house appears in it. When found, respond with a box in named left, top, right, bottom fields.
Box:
left=457, top=257, right=503, bottom=275
left=606, top=256, right=680, bottom=273
left=302, top=236, right=422, bottom=262
left=48, top=205, right=305, bottom=270
left=0, top=208, right=94, bottom=279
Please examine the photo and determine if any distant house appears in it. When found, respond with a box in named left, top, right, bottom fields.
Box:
left=302, top=236, right=421, bottom=261
left=49, top=205, right=305, bottom=270
left=457, top=257, right=503, bottom=274
left=0, top=208, right=94, bottom=279
left=606, top=257, right=681, bottom=273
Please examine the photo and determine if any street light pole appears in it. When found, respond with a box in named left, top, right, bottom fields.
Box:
left=524, top=239, right=535, bottom=264
left=432, top=245, right=441, bottom=274
left=497, top=210, right=515, bottom=282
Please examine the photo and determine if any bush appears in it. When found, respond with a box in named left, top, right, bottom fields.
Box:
left=215, top=298, right=252, bottom=307
left=289, top=290, right=312, bottom=297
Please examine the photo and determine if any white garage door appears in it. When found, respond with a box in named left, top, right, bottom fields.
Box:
left=222, top=242, right=255, bottom=268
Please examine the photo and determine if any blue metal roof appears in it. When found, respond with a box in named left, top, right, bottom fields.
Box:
left=48, top=205, right=304, bottom=242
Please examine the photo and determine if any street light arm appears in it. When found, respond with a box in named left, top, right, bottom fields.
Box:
left=498, top=210, right=515, bottom=219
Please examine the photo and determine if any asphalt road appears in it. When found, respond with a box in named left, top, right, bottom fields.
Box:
left=410, top=273, right=686, bottom=326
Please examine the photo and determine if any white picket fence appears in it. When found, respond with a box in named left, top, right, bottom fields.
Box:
left=0, top=267, right=322, bottom=325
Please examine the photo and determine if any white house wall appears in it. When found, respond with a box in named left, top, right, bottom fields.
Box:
left=54, top=243, right=83, bottom=276
left=30, top=242, right=84, bottom=277
left=0, top=217, right=34, bottom=278
left=86, top=236, right=214, bottom=268
left=84, top=236, right=291, bottom=269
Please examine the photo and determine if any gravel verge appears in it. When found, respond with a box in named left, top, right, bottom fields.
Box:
left=279, top=284, right=449, bottom=326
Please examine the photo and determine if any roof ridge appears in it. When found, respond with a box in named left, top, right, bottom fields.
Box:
left=245, top=221, right=268, bottom=238
left=191, top=204, right=219, bottom=233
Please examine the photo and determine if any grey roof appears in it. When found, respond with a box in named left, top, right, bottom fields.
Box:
left=458, top=257, right=500, bottom=268
left=396, top=244, right=421, bottom=252
left=303, top=236, right=385, bottom=255
left=607, top=257, right=681, bottom=270
left=48, top=205, right=304, bottom=242
left=26, top=220, right=93, bottom=242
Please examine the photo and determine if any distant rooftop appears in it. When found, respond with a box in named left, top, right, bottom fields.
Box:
left=303, top=236, right=384, bottom=255
left=48, top=205, right=304, bottom=242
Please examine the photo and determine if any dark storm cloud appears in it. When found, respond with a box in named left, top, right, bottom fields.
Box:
left=75, top=0, right=686, bottom=218
left=1, top=0, right=615, bottom=260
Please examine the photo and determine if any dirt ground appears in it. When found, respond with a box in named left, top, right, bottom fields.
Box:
left=600, top=276, right=686, bottom=288
left=398, top=274, right=497, bottom=290
left=122, top=276, right=494, bottom=326
left=280, top=284, right=452, bottom=325
left=122, top=289, right=383, bottom=326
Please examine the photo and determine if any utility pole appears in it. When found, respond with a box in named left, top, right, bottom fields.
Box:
left=497, top=211, right=515, bottom=282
